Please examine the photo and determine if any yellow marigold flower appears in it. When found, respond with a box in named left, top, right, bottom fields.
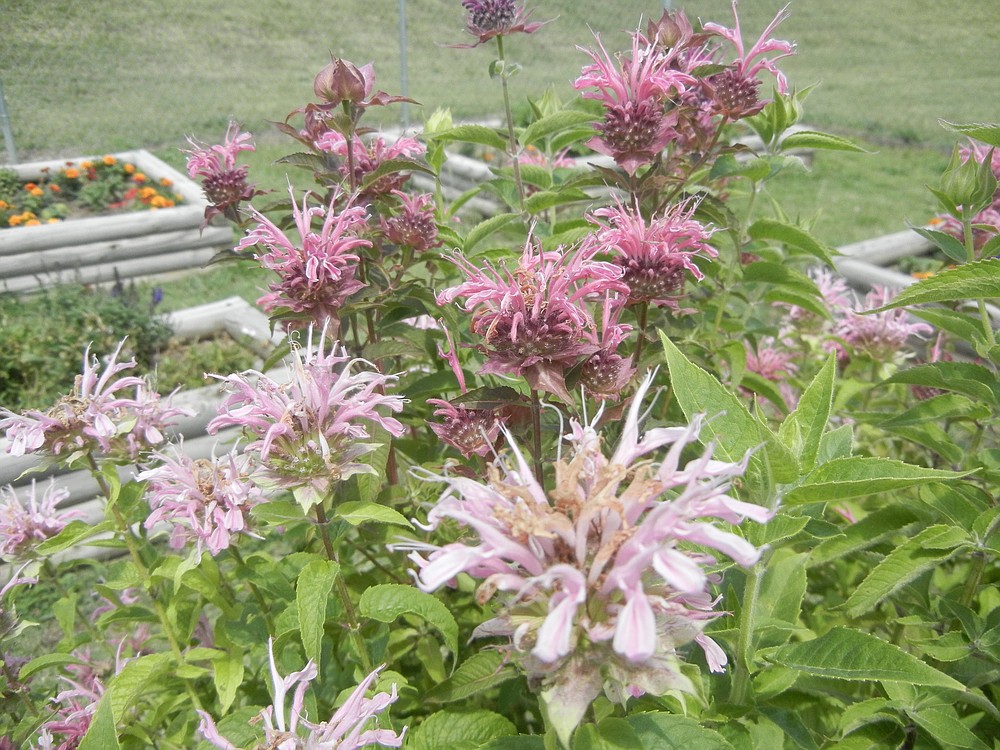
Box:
left=25, top=219, right=41, bottom=226
left=22, top=211, right=36, bottom=220
left=133, top=173, right=148, bottom=183
left=46, top=218, right=60, bottom=224
left=912, top=271, right=935, bottom=280
left=159, top=177, right=173, bottom=187
left=81, top=160, right=94, bottom=169
left=139, top=186, right=157, bottom=199
left=124, top=163, right=136, bottom=174
left=150, top=195, right=174, bottom=208
left=8, top=216, right=21, bottom=226
left=29, top=187, right=44, bottom=198
left=64, top=167, right=81, bottom=179
left=0, top=200, right=8, bottom=209
left=103, top=155, right=117, bottom=166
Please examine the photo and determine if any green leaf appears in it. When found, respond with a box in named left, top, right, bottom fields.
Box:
left=297, top=559, right=339, bottom=667
left=810, top=506, right=921, bottom=566
left=907, top=706, right=991, bottom=750
left=755, top=550, right=808, bottom=649
left=451, top=385, right=524, bottom=411
left=779, top=353, right=835, bottom=472
left=748, top=218, right=838, bottom=266
left=108, top=652, right=173, bottom=722
left=709, top=153, right=772, bottom=181
left=333, top=500, right=412, bottom=528
left=35, top=519, right=116, bottom=555
left=19, top=652, right=88, bottom=680
left=910, top=307, right=988, bottom=346
left=844, top=524, right=968, bottom=617
left=77, top=691, right=121, bottom=750
left=408, top=709, right=516, bottom=750
left=479, top=738, right=545, bottom=750
left=212, top=648, right=245, bottom=714
left=785, top=457, right=970, bottom=504
left=780, top=130, right=868, bottom=153
left=426, top=650, right=519, bottom=703
left=359, top=584, right=459, bottom=655
left=868, top=258, right=1000, bottom=310
left=939, top=120, right=1000, bottom=148
left=463, top=212, right=520, bottom=252
left=878, top=392, right=990, bottom=427
left=524, top=187, right=590, bottom=213
left=881, top=361, right=1000, bottom=406
left=433, top=124, right=510, bottom=151
left=909, top=225, right=969, bottom=264
left=773, top=627, right=965, bottom=690
left=627, top=713, right=735, bottom=749
left=358, top=157, right=435, bottom=192
left=521, top=111, right=597, bottom=147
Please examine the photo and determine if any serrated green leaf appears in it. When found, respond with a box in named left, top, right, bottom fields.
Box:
left=909, top=225, right=969, bottom=263
left=297, top=559, right=339, bottom=667
left=359, top=584, right=458, bottom=654
left=408, top=709, right=517, bottom=750
left=741, top=371, right=790, bottom=413
left=878, top=392, right=990, bottom=427
left=756, top=550, right=808, bottom=648
left=359, top=157, right=435, bottom=192
left=627, top=713, right=735, bottom=749
left=334, top=500, right=412, bottom=528
left=434, top=124, right=510, bottom=150
left=844, top=524, right=968, bottom=617
left=480, top=738, right=546, bottom=750
left=939, top=120, right=1000, bottom=148
left=780, top=353, right=835, bottom=472
left=77, top=691, right=121, bottom=750
left=773, top=627, right=964, bottom=689
left=763, top=287, right=830, bottom=318
left=212, top=648, right=244, bottom=713
left=451, top=385, right=524, bottom=411
left=464, top=212, right=520, bottom=252
left=881, top=361, right=1000, bottom=405
left=910, top=308, right=988, bottom=346
left=869, top=258, right=1000, bottom=310
left=710, top=153, right=772, bottom=181
left=780, top=130, right=868, bottom=153
left=108, top=652, right=173, bottom=722
left=785, top=457, right=970, bottom=504
left=523, top=187, right=590, bottom=213
left=810, top=506, right=921, bottom=566
left=749, top=218, right=838, bottom=266
left=521, top=111, right=598, bottom=147
left=427, top=651, right=518, bottom=703
left=907, top=706, right=991, bottom=750
left=35, top=519, right=116, bottom=555
left=19, top=652, right=88, bottom=681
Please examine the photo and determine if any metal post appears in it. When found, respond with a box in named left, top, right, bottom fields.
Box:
left=0, top=79, right=17, bottom=165
left=398, top=0, right=410, bottom=129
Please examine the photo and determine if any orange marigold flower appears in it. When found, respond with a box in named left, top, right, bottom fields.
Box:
left=24, top=182, right=37, bottom=190
left=64, top=167, right=81, bottom=179
left=49, top=184, right=61, bottom=193
left=8, top=216, right=21, bottom=226
left=103, top=155, right=117, bottom=166
left=29, top=187, right=44, bottom=198
left=25, top=219, right=41, bottom=226
left=124, top=163, right=136, bottom=174
left=46, top=218, right=60, bottom=224
left=139, top=186, right=158, bottom=199
left=81, top=160, right=94, bottom=169
left=159, top=177, right=173, bottom=187
left=0, top=200, right=8, bottom=209
left=133, top=173, right=148, bottom=183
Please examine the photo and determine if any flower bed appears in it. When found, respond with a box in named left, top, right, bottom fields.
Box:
left=0, top=150, right=231, bottom=293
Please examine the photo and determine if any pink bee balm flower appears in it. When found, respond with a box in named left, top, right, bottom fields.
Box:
left=0, top=481, right=83, bottom=559
left=436, top=237, right=628, bottom=400
left=588, top=198, right=717, bottom=308
left=314, top=131, right=425, bottom=198
left=574, top=29, right=693, bottom=174
left=237, top=185, right=370, bottom=328
left=198, top=639, right=405, bottom=750
left=207, top=325, right=405, bottom=510
left=457, top=0, right=549, bottom=47
left=138, top=445, right=265, bottom=556
left=405, top=371, right=770, bottom=743
left=834, top=286, right=933, bottom=363
left=380, top=191, right=441, bottom=253
left=702, top=2, right=795, bottom=119
left=0, top=340, right=189, bottom=464
left=184, top=121, right=259, bottom=222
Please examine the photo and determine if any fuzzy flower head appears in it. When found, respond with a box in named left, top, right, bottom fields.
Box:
left=0, top=481, right=83, bottom=560
left=380, top=191, right=441, bottom=253
left=589, top=198, right=717, bottom=308
left=574, top=30, right=693, bottom=174
left=139, top=446, right=265, bottom=556
left=207, top=325, right=405, bottom=510
left=436, top=237, right=628, bottom=400
left=407, top=372, right=770, bottom=744
left=458, top=0, right=548, bottom=47
left=314, top=131, right=425, bottom=199
left=33, top=668, right=105, bottom=750
left=184, top=121, right=259, bottom=221
left=237, top=185, right=370, bottom=328
left=1, top=340, right=189, bottom=464
left=702, top=2, right=795, bottom=119
left=198, top=639, right=405, bottom=750
left=834, top=286, right=934, bottom=364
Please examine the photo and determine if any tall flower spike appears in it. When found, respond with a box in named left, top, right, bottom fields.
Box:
left=207, top=324, right=405, bottom=510
left=237, top=185, right=370, bottom=328
left=405, top=372, right=771, bottom=745
left=574, top=29, right=693, bottom=174
left=436, top=236, right=628, bottom=400
left=0, top=339, right=190, bottom=464
left=198, top=639, right=405, bottom=750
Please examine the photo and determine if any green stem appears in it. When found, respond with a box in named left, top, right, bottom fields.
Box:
left=529, top=388, right=544, bottom=485
left=313, top=503, right=375, bottom=674
left=963, top=208, right=997, bottom=346
left=960, top=512, right=1000, bottom=608
left=633, top=302, right=649, bottom=366
left=495, top=35, right=526, bottom=216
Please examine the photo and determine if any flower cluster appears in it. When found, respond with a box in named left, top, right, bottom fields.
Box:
left=833, top=285, right=934, bottom=364
left=185, top=121, right=260, bottom=223
left=139, top=445, right=265, bottom=556
left=436, top=237, right=629, bottom=400
left=207, top=325, right=405, bottom=509
left=315, top=131, right=426, bottom=199
left=458, top=0, right=548, bottom=47
left=0, top=156, right=183, bottom=229
left=0, top=481, right=83, bottom=559
left=0, top=340, right=190, bottom=464
left=198, top=640, right=405, bottom=750
left=236, top=186, right=371, bottom=328
left=407, top=373, right=770, bottom=743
